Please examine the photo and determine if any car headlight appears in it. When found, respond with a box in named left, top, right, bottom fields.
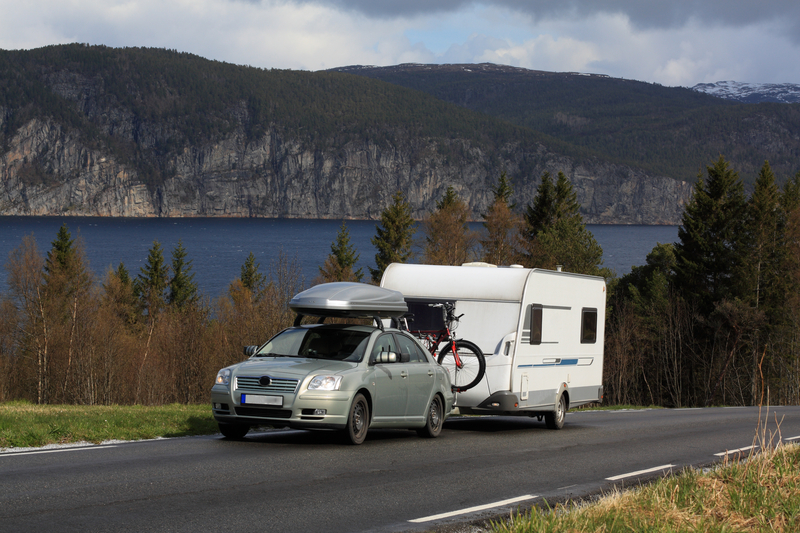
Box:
left=308, top=375, right=343, bottom=391
left=215, top=368, right=232, bottom=386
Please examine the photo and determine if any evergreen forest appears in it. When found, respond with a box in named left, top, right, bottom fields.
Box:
left=0, top=44, right=548, bottom=194
left=1, top=156, right=799, bottom=408
left=334, top=63, right=800, bottom=185
left=2, top=44, right=800, bottom=197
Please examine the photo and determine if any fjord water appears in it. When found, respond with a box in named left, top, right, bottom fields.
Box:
left=0, top=217, right=678, bottom=298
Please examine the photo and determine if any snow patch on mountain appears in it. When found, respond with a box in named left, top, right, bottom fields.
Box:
left=691, top=81, right=800, bottom=104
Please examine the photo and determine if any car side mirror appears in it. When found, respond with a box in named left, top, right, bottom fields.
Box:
left=243, top=345, right=258, bottom=356
left=373, top=351, right=398, bottom=364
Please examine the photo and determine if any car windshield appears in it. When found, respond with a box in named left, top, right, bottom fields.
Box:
left=254, top=325, right=372, bottom=362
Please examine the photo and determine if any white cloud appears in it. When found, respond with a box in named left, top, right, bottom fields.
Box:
left=0, top=0, right=799, bottom=84
left=433, top=12, right=800, bottom=85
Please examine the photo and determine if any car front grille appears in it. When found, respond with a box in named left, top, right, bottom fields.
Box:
left=235, top=375, right=299, bottom=394
left=234, top=406, right=293, bottom=418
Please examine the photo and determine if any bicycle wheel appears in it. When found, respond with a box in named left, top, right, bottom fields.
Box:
left=438, top=339, right=485, bottom=392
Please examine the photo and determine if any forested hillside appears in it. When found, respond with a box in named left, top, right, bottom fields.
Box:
left=1, top=45, right=690, bottom=223
left=334, top=63, right=800, bottom=185
left=0, top=46, right=545, bottom=192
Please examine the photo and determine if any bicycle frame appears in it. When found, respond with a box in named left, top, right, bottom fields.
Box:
left=405, top=304, right=464, bottom=369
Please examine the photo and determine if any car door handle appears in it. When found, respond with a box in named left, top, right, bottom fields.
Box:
left=428, top=370, right=435, bottom=377
left=400, top=371, right=408, bottom=378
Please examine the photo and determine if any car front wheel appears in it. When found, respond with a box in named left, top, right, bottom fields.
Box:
left=219, top=423, right=249, bottom=439
left=345, top=393, right=370, bottom=445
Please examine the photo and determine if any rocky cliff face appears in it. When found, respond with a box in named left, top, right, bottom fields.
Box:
left=0, top=61, right=692, bottom=224
left=0, top=115, right=691, bottom=223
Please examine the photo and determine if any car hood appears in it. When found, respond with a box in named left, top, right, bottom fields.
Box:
left=232, top=357, right=356, bottom=378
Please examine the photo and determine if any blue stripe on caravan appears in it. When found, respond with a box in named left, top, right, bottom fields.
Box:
left=528, top=359, right=580, bottom=368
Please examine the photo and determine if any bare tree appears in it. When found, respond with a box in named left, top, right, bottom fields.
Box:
left=422, top=187, right=477, bottom=265
left=5, top=235, right=48, bottom=403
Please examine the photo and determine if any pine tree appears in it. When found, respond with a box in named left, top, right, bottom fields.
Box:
left=781, top=170, right=800, bottom=214
left=492, top=171, right=514, bottom=207
left=481, top=173, right=522, bottom=265
left=43, top=224, right=92, bottom=306
left=134, top=241, right=169, bottom=317
left=40, top=224, right=93, bottom=403
left=522, top=171, right=606, bottom=275
left=115, top=263, right=132, bottom=287
left=102, top=262, right=137, bottom=325
left=44, top=224, right=76, bottom=279
left=318, top=222, right=363, bottom=282
left=240, top=252, right=266, bottom=295
left=744, top=161, right=781, bottom=313
left=369, top=191, right=416, bottom=283
left=673, top=155, right=748, bottom=315
left=523, top=171, right=558, bottom=241
left=168, top=240, right=198, bottom=309
left=436, top=186, right=460, bottom=210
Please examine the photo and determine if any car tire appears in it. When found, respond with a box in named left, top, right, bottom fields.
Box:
left=345, top=393, right=370, bottom=445
left=219, top=423, right=250, bottom=439
left=417, top=395, right=444, bottom=438
left=545, top=394, right=566, bottom=430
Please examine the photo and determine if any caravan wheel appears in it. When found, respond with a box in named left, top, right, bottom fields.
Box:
left=545, top=394, right=566, bottom=430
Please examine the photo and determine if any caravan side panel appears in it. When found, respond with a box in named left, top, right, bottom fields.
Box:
left=513, top=271, right=605, bottom=410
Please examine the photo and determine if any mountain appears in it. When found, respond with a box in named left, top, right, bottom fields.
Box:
left=332, top=63, right=800, bottom=186
left=0, top=45, right=692, bottom=224
left=692, top=81, right=800, bottom=104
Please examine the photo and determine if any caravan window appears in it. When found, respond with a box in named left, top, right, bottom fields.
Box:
left=581, top=308, right=598, bottom=344
left=529, top=304, right=542, bottom=345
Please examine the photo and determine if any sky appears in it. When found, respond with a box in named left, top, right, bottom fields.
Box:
left=2, top=0, right=800, bottom=87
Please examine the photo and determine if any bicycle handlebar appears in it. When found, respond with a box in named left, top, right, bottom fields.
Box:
left=428, top=302, right=461, bottom=326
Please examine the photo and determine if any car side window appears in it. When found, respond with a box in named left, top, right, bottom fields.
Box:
left=370, top=333, right=398, bottom=362
left=395, top=333, right=424, bottom=363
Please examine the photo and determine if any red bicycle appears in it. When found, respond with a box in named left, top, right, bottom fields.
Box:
left=400, top=302, right=485, bottom=392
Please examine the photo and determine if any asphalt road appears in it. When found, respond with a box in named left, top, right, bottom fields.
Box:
left=2, top=406, right=799, bottom=532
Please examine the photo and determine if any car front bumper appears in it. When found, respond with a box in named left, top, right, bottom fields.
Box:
left=211, top=384, right=354, bottom=430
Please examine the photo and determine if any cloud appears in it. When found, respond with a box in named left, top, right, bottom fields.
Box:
left=431, top=11, right=800, bottom=86
left=296, top=0, right=472, bottom=18
left=0, top=0, right=422, bottom=70
left=311, top=0, right=800, bottom=39
left=1, top=0, right=799, bottom=85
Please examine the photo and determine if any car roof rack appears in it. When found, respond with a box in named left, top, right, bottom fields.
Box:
left=289, top=282, right=408, bottom=331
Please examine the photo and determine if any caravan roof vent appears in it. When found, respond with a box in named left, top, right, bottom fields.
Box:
left=461, top=262, right=497, bottom=268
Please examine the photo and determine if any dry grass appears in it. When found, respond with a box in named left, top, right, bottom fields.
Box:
left=494, top=442, right=800, bottom=533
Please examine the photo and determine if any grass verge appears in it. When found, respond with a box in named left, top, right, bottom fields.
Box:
left=0, top=401, right=217, bottom=448
left=493, top=443, right=800, bottom=533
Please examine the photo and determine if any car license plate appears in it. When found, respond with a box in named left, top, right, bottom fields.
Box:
left=241, top=394, right=282, bottom=407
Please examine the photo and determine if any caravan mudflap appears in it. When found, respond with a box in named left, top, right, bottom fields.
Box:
left=457, top=391, right=521, bottom=414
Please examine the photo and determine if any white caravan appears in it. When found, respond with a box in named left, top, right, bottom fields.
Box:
left=380, top=263, right=606, bottom=429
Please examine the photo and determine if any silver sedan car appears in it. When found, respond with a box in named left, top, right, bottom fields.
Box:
left=211, top=283, right=454, bottom=444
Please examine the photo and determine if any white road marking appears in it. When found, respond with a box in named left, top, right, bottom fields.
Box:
left=784, top=435, right=800, bottom=442
left=1, top=445, right=118, bottom=457
left=409, top=495, right=538, bottom=523
left=714, top=446, right=757, bottom=456
left=606, top=464, right=675, bottom=481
